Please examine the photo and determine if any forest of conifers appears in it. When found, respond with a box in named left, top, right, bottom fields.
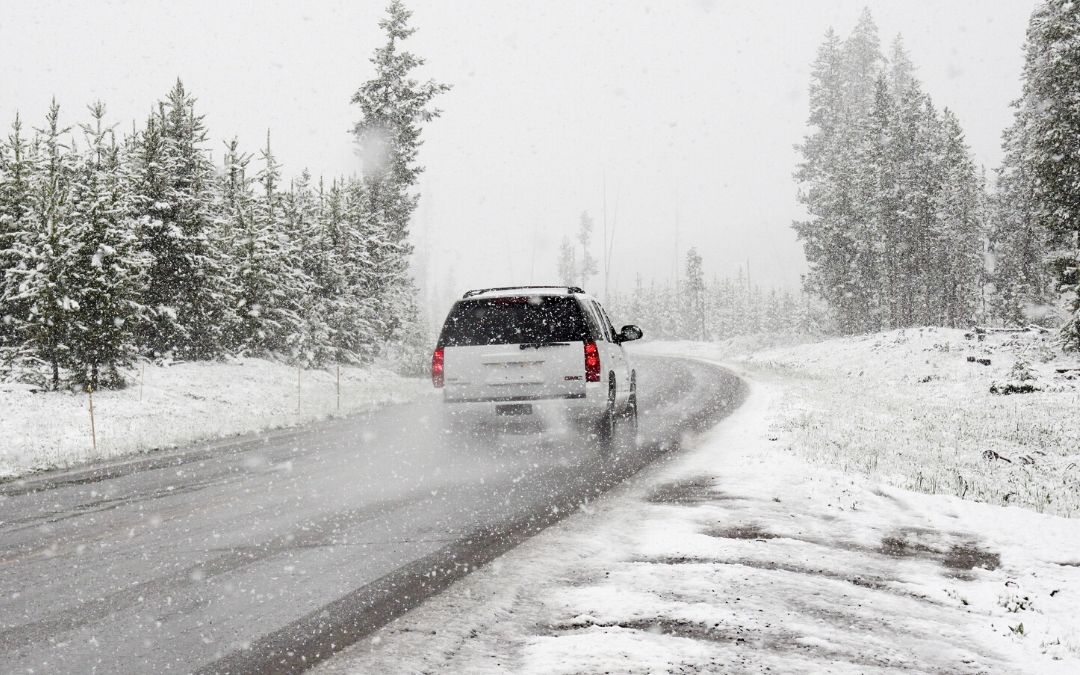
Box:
left=0, top=2, right=447, bottom=390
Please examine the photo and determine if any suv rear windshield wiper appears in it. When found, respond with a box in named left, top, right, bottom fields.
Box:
left=519, top=342, right=571, bottom=350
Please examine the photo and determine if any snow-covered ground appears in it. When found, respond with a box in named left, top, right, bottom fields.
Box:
left=0, top=359, right=430, bottom=478
left=314, top=333, right=1080, bottom=674
left=665, top=327, right=1080, bottom=518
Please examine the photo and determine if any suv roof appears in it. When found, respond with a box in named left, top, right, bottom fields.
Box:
left=461, top=285, right=587, bottom=299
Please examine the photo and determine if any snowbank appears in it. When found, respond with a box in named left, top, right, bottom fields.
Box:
left=0, top=358, right=431, bottom=478
left=643, top=328, right=1080, bottom=517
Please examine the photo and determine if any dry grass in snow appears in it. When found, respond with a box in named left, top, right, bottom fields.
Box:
left=644, top=328, right=1080, bottom=517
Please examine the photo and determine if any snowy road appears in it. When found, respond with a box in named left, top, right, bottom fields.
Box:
left=0, top=355, right=743, bottom=674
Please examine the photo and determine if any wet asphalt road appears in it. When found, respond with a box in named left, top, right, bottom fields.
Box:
left=0, top=355, right=744, bottom=674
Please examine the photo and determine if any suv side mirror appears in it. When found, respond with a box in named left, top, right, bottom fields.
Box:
left=617, top=325, right=643, bottom=343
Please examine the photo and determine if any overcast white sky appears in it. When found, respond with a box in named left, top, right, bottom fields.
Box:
left=2, top=0, right=1038, bottom=311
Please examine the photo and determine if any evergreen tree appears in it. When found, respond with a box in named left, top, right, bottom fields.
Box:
left=8, top=102, right=76, bottom=388
left=1, top=2, right=453, bottom=380
left=934, top=108, right=984, bottom=327
left=841, top=8, right=884, bottom=116
left=1014, top=1, right=1080, bottom=347
left=350, top=0, right=449, bottom=342
left=324, top=177, right=378, bottom=364
left=557, top=236, right=576, bottom=286
left=63, top=103, right=143, bottom=388
left=577, top=211, right=598, bottom=291
left=0, top=115, right=35, bottom=360
left=713, top=277, right=736, bottom=337
left=683, top=247, right=706, bottom=340
left=280, top=169, right=328, bottom=365
left=862, top=75, right=900, bottom=328
left=794, top=25, right=867, bottom=332
left=134, top=81, right=230, bottom=359
left=232, top=134, right=308, bottom=357
left=887, top=41, right=929, bottom=327
left=989, top=97, right=1047, bottom=325
left=795, top=11, right=986, bottom=333
left=627, top=273, right=645, bottom=328
left=837, top=10, right=884, bottom=331
left=128, top=109, right=168, bottom=356
left=215, top=137, right=253, bottom=351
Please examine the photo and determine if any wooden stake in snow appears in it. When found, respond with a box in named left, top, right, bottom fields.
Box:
left=336, top=363, right=341, bottom=412
left=139, top=363, right=145, bottom=403
left=297, top=363, right=302, bottom=414
left=87, top=384, right=98, bottom=456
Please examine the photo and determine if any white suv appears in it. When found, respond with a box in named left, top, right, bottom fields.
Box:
left=431, top=286, right=643, bottom=444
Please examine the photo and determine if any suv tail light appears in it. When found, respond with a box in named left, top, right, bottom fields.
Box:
left=584, top=341, right=601, bottom=382
left=431, top=347, right=445, bottom=388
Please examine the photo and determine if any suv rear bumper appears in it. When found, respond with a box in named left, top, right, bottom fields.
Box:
left=444, top=391, right=585, bottom=404
left=440, top=384, right=606, bottom=426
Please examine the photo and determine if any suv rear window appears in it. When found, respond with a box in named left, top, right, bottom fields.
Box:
left=439, top=296, right=589, bottom=346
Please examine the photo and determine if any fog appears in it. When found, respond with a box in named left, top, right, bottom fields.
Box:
left=2, top=0, right=1036, bottom=309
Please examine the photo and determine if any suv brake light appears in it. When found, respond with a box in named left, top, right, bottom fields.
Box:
left=584, top=341, right=601, bottom=382
left=431, top=347, right=445, bottom=388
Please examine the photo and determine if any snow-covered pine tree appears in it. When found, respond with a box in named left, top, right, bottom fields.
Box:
left=577, top=211, right=598, bottom=292
left=232, top=134, right=308, bottom=357
left=792, top=28, right=841, bottom=318
left=280, top=169, right=329, bottom=365
left=128, top=109, right=168, bottom=356
left=763, top=289, right=784, bottom=334
left=556, top=236, right=576, bottom=286
left=133, top=81, right=231, bottom=360
left=851, top=74, right=893, bottom=330
left=323, top=177, right=378, bottom=364
left=841, top=8, right=884, bottom=115
left=0, top=115, right=36, bottom=362
left=350, top=0, right=449, bottom=345
left=682, top=247, right=706, bottom=340
left=712, top=277, right=735, bottom=339
left=885, top=38, right=928, bottom=328
left=795, top=290, right=825, bottom=334
left=341, top=176, right=390, bottom=360
left=910, top=98, right=947, bottom=326
left=387, top=283, right=431, bottom=376
left=628, top=273, right=644, bottom=322
left=641, top=279, right=662, bottom=338
left=794, top=19, right=880, bottom=333
left=838, top=10, right=884, bottom=332
left=662, top=279, right=683, bottom=338
left=796, top=13, right=986, bottom=334
left=989, top=95, right=1047, bottom=326
left=747, top=284, right=765, bottom=334
left=161, top=81, right=232, bottom=359
left=300, top=176, right=348, bottom=366
left=933, top=108, right=984, bottom=328
left=8, top=102, right=77, bottom=388
left=63, top=103, right=144, bottom=388
left=1015, top=1, right=1080, bottom=348
left=215, top=137, right=253, bottom=351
